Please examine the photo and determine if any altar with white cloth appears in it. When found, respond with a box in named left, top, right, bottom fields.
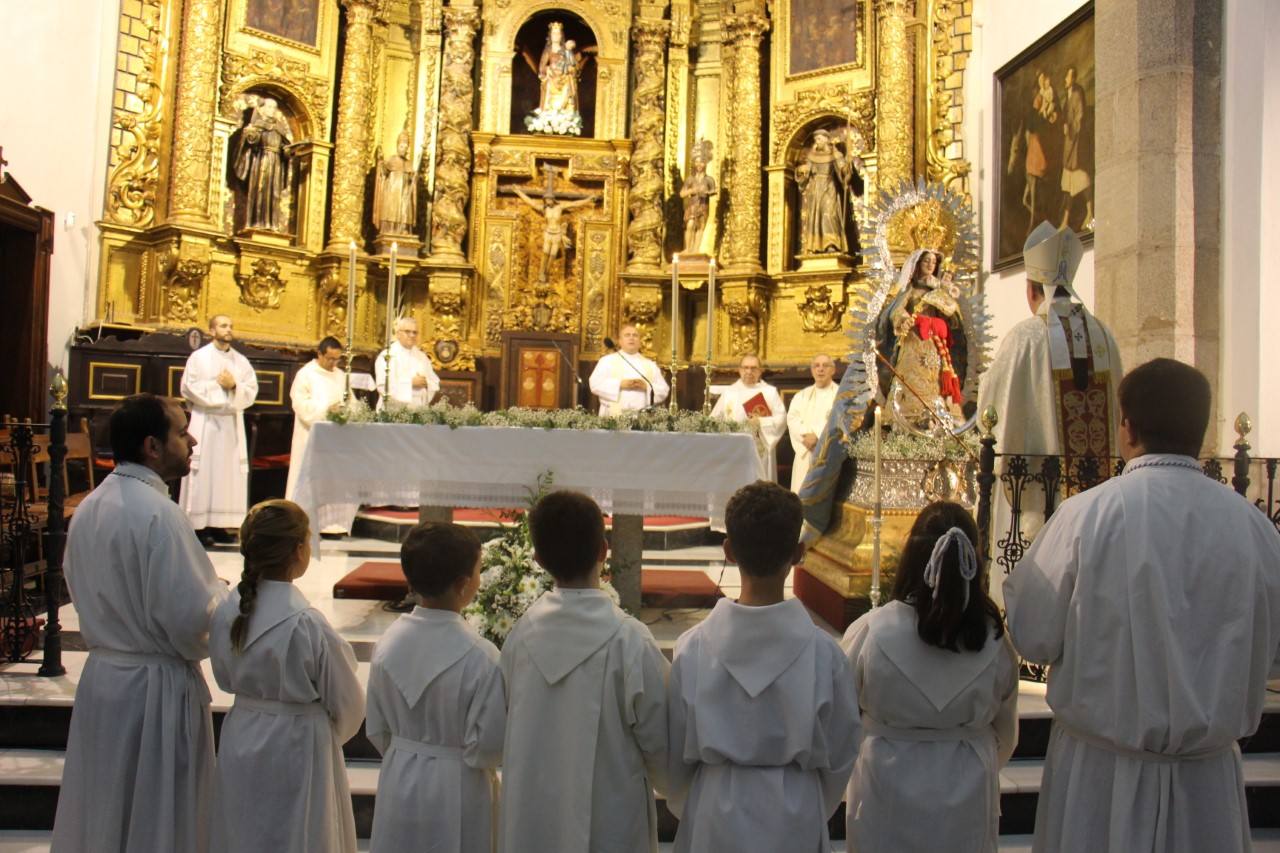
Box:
left=291, top=423, right=763, bottom=612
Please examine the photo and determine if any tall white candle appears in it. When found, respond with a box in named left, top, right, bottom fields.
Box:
left=707, top=258, right=716, bottom=362
left=346, top=240, right=357, bottom=348
left=671, top=254, right=679, bottom=361
left=386, top=242, right=398, bottom=345
left=874, top=403, right=882, bottom=506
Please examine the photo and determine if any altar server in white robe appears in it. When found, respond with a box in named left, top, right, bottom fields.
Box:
left=209, top=500, right=365, bottom=853
left=500, top=490, right=670, bottom=853
left=53, top=394, right=227, bottom=853
left=711, top=353, right=788, bottom=481
left=589, top=324, right=670, bottom=414
left=285, top=336, right=346, bottom=501
left=667, top=482, right=860, bottom=853
left=842, top=501, right=1018, bottom=853
left=976, top=223, right=1120, bottom=606
left=180, top=314, right=259, bottom=535
left=375, top=316, right=440, bottom=408
left=786, top=353, right=839, bottom=493
left=1004, top=358, right=1280, bottom=853
left=365, top=522, right=506, bottom=853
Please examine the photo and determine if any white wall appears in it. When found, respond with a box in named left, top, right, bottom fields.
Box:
left=965, top=0, right=1095, bottom=348
left=1220, top=0, right=1280, bottom=456
left=0, top=0, right=118, bottom=376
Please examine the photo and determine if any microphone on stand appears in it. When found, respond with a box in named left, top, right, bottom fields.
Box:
left=604, top=337, right=657, bottom=409
left=549, top=338, right=583, bottom=408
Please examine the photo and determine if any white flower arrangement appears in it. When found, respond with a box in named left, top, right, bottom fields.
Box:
left=330, top=399, right=746, bottom=435
left=461, top=473, right=621, bottom=647
left=846, top=427, right=980, bottom=462
left=524, top=108, right=583, bottom=136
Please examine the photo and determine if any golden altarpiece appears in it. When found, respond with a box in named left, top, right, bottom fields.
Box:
left=93, top=0, right=975, bottom=386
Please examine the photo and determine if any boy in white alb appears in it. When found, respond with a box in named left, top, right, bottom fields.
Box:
left=499, top=490, right=670, bottom=853
left=667, top=482, right=860, bottom=852
left=365, top=522, right=507, bottom=853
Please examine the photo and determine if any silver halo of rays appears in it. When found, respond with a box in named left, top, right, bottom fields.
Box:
left=840, top=177, right=990, bottom=439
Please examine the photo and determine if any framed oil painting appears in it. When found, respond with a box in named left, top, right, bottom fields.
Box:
left=994, top=3, right=1094, bottom=269
left=245, top=0, right=320, bottom=48
left=789, top=0, right=861, bottom=76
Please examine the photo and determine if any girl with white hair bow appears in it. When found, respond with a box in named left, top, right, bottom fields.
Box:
left=841, top=501, right=1020, bottom=852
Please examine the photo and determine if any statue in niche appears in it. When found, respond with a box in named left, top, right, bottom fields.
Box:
left=373, top=131, right=417, bottom=236
left=679, top=139, right=717, bottom=255
left=234, top=96, right=294, bottom=233
left=795, top=127, right=864, bottom=255
left=520, top=21, right=594, bottom=136
left=511, top=186, right=600, bottom=282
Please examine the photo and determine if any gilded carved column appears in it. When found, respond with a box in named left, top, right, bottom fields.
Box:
left=625, top=18, right=671, bottom=271
left=875, top=0, right=914, bottom=189
left=722, top=14, right=768, bottom=273
left=327, top=0, right=380, bottom=252
left=166, top=0, right=224, bottom=227
left=429, top=7, right=481, bottom=260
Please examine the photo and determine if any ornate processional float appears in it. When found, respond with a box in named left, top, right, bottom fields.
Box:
left=797, top=179, right=992, bottom=629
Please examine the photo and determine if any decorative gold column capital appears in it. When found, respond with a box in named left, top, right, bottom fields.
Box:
left=875, top=0, right=911, bottom=17
left=725, top=13, right=770, bottom=45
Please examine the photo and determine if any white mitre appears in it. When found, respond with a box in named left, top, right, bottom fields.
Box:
left=1024, top=222, right=1085, bottom=301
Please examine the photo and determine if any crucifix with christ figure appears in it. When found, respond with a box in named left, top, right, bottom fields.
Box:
left=498, top=163, right=600, bottom=282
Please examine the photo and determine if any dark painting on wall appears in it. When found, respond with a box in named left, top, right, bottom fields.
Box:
left=246, top=0, right=320, bottom=47
left=789, top=0, right=860, bottom=76
left=994, top=3, right=1095, bottom=268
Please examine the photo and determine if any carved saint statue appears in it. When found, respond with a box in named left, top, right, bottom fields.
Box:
left=521, top=22, right=594, bottom=136
left=877, top=249, right=969, bottom=431
left=511, top=187, right=600, bottom=282
left=795, top=127, right=864, bottom=255
left=373, top=132, right=417, bottom=236
left=234, top=97, right=293, bottom=233
left=679, top=140, right=717, bottom=255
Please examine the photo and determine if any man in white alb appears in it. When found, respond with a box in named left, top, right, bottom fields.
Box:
left=786, top=353, right=839, bottom=493
left=375, top=316, right=440, bottom=408
left=285, top=336, right=346, bottom=501
left=180, top=314, right=259, bottom=542
left=53, top=393, right=226, bottom=853
left=711, top=353, right=787, bottom=481
left=588, top=324, right=670, bottom=414
left=1004, top=358, right=1280, bottom=853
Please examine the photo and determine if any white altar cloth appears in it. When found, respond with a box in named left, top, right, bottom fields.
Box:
left=291, top=423, right=764, bottom=534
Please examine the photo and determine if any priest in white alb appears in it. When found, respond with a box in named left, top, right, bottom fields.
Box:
left=976, top=222, right=1120, bottom=602
left=53, top=394, right=227, bottom=853
left=180, top=314, right=259, bottom=539
left=786, top=353, right=839, bottom=493
left=375, top=316, right=440, bottom=409
left=1004, top=358, right=1280, bottom=853
left=711, top=353, right=788, bottom=481
left=588, top=324, right=670, bottom=414
left=285, top=336, right=346, bottom=501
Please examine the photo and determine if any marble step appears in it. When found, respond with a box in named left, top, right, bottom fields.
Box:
left=5, top=748, right=1280, bottom=840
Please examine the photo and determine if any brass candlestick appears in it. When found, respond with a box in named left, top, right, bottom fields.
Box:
left=668, top=357, right=680, bottom=415
left=702, top=361, right=714, bottom=416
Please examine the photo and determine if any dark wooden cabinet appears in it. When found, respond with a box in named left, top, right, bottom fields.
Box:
left=0, top=167, right=54, bottom=421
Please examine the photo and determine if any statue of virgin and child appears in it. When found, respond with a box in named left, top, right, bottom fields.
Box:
left=523, top=21, right=593, bottom=136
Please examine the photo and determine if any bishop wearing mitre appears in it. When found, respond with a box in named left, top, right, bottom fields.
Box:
left=786, top=353, right=839, bottom=494
left=711, top=353, right=788, bottom=481
left=375, top=317, right=440, bottom=409
left=588, top=325, right=670, bottom=414
left=976, top=222, right=1122, bottom=605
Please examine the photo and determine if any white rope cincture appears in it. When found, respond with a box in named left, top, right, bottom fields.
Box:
left=922, top=526, right=978, bottom=609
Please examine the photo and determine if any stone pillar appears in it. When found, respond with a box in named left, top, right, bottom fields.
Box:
left=327, top=0, right=380, bottom=252
left=875, top=0, right=914, bottom=189
left=1093, top=0, right=1222, bottom=440
left=722, top=14, right=768, bottom=273
left=625, top=18, right=671, bottom=272
left=429, top=7, right=482, bottom=260
left=166, top=0, right=224, bottom=227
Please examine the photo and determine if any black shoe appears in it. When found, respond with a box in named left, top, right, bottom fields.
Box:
left=198, top=529, right=218, bottom=548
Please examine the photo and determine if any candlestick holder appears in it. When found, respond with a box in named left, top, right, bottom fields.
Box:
left=383, top=344, right=394, bottom=400
left=668, top=357, right=680, bottom=415
left=701, top=361, right=714, bottom=416
left=869, top=509, right=883, bottom=608
left=343, top=346, right=354, bottom=406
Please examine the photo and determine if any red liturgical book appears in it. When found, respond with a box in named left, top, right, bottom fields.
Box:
left=743, top=392, right=772, bottom=418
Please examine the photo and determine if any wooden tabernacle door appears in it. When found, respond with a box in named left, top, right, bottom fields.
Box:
left=499, top=331, right=579, bottom=410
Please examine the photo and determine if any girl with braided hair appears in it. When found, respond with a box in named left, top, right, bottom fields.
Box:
left=841, top=501, right=1019, bottom=852
left=209, top=500, right=364, bottom=853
